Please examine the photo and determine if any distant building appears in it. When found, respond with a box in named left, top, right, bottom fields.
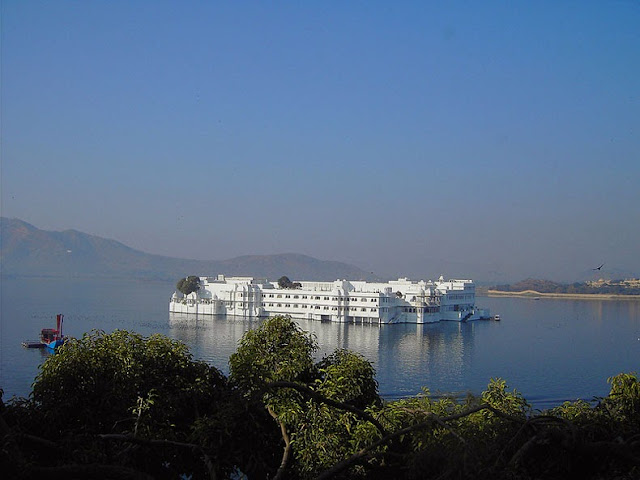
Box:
left=169, top=274, right=490, bottom=324
left=586, top=278, right=640, bottom=289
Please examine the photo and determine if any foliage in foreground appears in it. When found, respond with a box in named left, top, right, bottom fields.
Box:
left=1, top=330, right=280, bottom=479
left=2, top=317, right=640, bottom=480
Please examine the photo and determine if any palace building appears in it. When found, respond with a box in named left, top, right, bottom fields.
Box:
left=169, top=274, right=489, bottom=324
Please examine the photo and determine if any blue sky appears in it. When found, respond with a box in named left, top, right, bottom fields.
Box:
left=2, top=1, right=639, bottom=282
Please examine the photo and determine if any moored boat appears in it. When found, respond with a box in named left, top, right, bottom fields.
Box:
left=40, top=314, right=66, bottom=350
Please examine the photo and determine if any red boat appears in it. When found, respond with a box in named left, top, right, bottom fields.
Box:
left=40, top=314, right=66, bottom=350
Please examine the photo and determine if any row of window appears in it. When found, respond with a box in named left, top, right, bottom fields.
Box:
left=265, top=303, right=380, bottom=312
left=219, top=293, right=462, bottom=305
left=220, top=302, right=396, bottom=314
left=402, top=307, right=440, bottom=313
left=208, top=301, right=441, bottom=314
left=446, top=294, right=471, bottom=300
left=264, top=293, right=380, bottom=302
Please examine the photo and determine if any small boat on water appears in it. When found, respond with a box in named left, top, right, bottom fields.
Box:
left=39, top=314, right=66, bottom=350
left=492, top=314, right=501, bottom=321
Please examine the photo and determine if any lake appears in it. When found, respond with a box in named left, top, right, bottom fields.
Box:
left=1, top=277, right=639, bottom=410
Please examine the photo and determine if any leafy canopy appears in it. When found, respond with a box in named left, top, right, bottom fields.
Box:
left=229, top=316, right=383, bottom=477
left=277, top=275, right=302, bottom=289
left=176, top=275, right=200, bottom=295
left=229, top=315, right=318, bottom=394
left=15, top=329, right=279, bottom=479
left=32, top=329, right=226, bottom=436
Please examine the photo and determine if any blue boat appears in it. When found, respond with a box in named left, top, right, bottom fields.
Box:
left=40, top=314, right=66, bottom=350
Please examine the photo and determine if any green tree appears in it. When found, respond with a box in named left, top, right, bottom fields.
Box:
left=277, top=276, right=302, bottom=289
left=229, top=316, right=318, bottom=478
left=230, top=317, right=383, bottom=478
left=32, top=330, right=225, bottom=435
left=293, top=349, right=382, bottom=476
left=6, top=330, right=279, bottom=479
left=600, top=372, right=640, bottom=433
left=230, top=315, right=317, bottom=395
left=315, top=349, right=381, bottom=410
left=176, top=275, right=200, bottom=295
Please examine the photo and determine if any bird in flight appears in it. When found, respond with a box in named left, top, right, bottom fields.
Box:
left=592, top=263, right=604, bottom=271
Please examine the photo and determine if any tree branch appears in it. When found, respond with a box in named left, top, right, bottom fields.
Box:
left=268, top=405, right=292, bottom=480
left=11, top=432, right=63, bottom=451
left=98, top=434, right=217, bottom=480
left=98, top=433, right=200, bottom=449
left=0, top=413, right=26, bottom=465
left=313, top=403, right=517, bottom=480
left=265, top=381, right=387, bottom=436
left=25, top=463, right=156, bottom=480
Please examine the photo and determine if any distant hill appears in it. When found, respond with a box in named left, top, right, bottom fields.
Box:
left=0, top=218, right=375, bottom=282
left=493, top=278, right=566, bottom=293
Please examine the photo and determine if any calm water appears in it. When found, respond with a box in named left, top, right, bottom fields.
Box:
left=1, top=277, right=639, bottom=409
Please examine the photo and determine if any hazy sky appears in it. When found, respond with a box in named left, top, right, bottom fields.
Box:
left=2, top=1, right=639, bottom=282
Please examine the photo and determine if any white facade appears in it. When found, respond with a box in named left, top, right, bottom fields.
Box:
left=169, top=274, right=490, bottom=324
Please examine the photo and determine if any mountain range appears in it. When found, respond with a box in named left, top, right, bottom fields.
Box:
left=0, top=218, right=375, bottom=282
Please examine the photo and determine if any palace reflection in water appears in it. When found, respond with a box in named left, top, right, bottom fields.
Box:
left=169, top=295, right=640, bottom=408
left=169, top=312, right=477, bottom=399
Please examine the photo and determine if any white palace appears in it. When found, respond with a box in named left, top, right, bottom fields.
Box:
left=169, top=275, right=490, bottom=324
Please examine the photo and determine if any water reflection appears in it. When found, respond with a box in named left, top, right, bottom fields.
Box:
left=375, top=322, right=474, bottom=398
left=168, top=313, right=475, bottom=397
left=168, top=298, right=640, bottom=408
left=169, top=313, right=261, bottom=374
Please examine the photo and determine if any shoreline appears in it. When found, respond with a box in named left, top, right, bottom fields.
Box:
left=484, top=289, right=640, bottom=301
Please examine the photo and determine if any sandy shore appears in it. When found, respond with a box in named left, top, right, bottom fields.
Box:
left=485, top=290, right=640, bottom=301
